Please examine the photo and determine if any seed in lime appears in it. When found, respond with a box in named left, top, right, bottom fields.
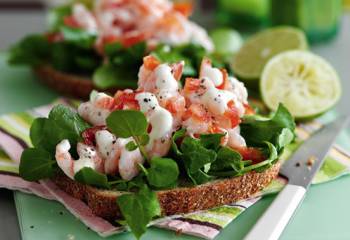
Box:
left=210, top=28, right=243, bottom=55
left=232, top=26, right=308, bottom=84
left=260, top=50, right=341, bottom=119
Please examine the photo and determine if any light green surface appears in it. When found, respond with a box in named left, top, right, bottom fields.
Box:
left=1, top=53, right=350, bottom=240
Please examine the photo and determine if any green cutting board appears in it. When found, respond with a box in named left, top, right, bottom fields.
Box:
left=1, top=53, right=350, bottom=240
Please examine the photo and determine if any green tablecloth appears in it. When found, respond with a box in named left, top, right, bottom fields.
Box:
left=1, top=53, right=350, bottom=240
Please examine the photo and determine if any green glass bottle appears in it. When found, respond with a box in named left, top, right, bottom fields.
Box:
left=270, top=0, right=343, bottom=43
left=216, top=0, right=270, bottom=32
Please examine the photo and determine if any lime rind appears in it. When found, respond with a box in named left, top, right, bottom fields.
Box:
left=260, top=50, right=341, bottom=119
left=232, top=26, right=308, bottom=82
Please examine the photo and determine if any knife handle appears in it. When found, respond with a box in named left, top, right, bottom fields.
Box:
left=244, top=184, right=306, bottom=240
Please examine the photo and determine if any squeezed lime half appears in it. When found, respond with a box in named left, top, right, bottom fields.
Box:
left=260, top=50, right=341, bottom=119
left=232, top=26, right=308, bottom=85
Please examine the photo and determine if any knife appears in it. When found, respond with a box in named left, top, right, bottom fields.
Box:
left=244, top=115, right=349, bottom=240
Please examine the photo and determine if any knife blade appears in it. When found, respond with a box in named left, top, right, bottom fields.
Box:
left=280, top=115, right=350, bottom=188
left=244, top=115, right=349, bottom=240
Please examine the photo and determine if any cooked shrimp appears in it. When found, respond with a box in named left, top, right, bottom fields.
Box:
left=55, top=140, right=104, bottom=179
left=72, top=3, right=98, bottom=34
left=117, top=138, right=144, bottom=181
left=226, top=126, right=246, bottom=149
left=95, top=130, right=121, bottom=175
left=135, top=92, right=174, bottom=158
left=78, top=92, right=115, bottom=126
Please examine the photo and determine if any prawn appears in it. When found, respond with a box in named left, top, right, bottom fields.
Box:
left=55, top=140, right=104, bottom=180
left=78, top=92, right=115, bottom=126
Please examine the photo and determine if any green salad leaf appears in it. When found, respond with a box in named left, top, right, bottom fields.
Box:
left=199, top=133, right=225, bottom=151
left=240, top=104, right=296, bottom=148
left=117, top=185, right=161, bottom=239
left=8, top=34, right=50, bottom=66
left=146, top=157, right=179, bottom=188
left=19, top=148, right=56, bottom=181
left=30, top=104, right=90, bottom=153
left=47, top=4, right=72, bottom=31
left=210, top=146, right=242, bottom=172
left=60, top=26, right=97, bottom=49
left=74, top=167, right=110, bottom=189
left=93, top=64, right=137, bottom=89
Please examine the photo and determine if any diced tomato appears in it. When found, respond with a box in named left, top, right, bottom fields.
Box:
left=147, top=124, right=152, bottom=134
left=63, top=16, right=80, bottom=28
left=143, top=55, right=161, bottom=71
left=183, top=103, right=211, bottom=122
left=121, top=31, right=148, bottom=47
left=95, top=97, right=116, bottom=110
left=236, top=147, right=266, bottom=163
left=82, top=126, right=106, bottom=146
left=114, top=91, right=139, bottom=110
left=164, top=96, right=186, bottom=115
left=244, top=103, right=255, bottom=115
left=173, top=2, right=193, bottom=17
left=217, top=68, right=230, bottom=90
left=45, top=32, right=63, bottom=43
left=183, top=78, right=201, bottom=94
left=103, top=34, right=120, bottom=45
left=170, top=62, right=184, bottom=81
left=224, top=100, right=241, bottom=128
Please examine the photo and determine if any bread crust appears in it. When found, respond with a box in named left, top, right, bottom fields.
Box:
left=33, top=65, right=117, bottom=99
left=52, top=163, right=280, bottom=221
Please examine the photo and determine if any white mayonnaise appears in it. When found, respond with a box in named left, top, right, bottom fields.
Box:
left=227, top=126, right=246, bottom=148
left=135, top=92, right=173, bottom=152
left=200, top=63, right=223, bottom=87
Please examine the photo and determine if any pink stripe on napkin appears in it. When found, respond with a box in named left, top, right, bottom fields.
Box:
left=0, top=130, right=24, bottom=163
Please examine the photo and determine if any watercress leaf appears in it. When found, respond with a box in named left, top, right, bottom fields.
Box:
left=107, top=110, right=148, bottom=138
left=126, top=141, right=138, bottom=151
left=50, top=42, right=77, bottom=71
left=180, top=137, right=217, bottom=174
left=104, top=42, right=123, bottom=57
left=49, top=104, right=90, bottom=140
left=210, top=147, right=242, bottom=172
left=276, top=128, right=294, bottom=151
left=92, top=64, right=137, bottom=89
left=139, top=134, right=150, bottom=146
left=171, top=129, right=186, bottom=156
left=147, top=157, right=179, bottom=188
left=60, top=26, right=96, bottom=49
left=19, top=148, right=56, bottom=181
left=187, top=169, right=214, bottom=185
left=199, top=133, right=225, bottom=151
left=74, top=167, right=110, bottom=189
left=240, top=104, right=295, bottom=147
left=8, top=34, right=50, bottom=66
left=30, top=118, right=49, bottom=149
left=117, top=185, right=161, bottom=239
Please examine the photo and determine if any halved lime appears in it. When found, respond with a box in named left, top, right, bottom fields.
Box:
left=232, top=26, right=308, bottom=85
left=261, top=50, right=341, bottom=119
left=210, top=28, right=243, bottom=56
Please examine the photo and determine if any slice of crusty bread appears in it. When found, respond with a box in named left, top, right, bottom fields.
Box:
left=52, top=162, right=280, bottom=221
left=33, top=65, right=117, bottom=99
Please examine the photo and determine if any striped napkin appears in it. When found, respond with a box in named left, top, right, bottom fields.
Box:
left=1, top=99, right=350, bottom=239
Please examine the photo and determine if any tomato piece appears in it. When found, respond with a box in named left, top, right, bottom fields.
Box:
left=217, top=68, right=230, bottom=90
left=103, top=34, right=119, bottom=45
left=173, top=2, right=193, bottom=17
left=183, top=77, right=201, bottom=94
left=63, top=16, right=80, bottom=28
left=184, top=103, right=211, bottom=122
left=143, top=55, right=161, bottom=71
left=82, top=126, right=106, bottom=146
left=170, top=62, right=184, bottom=81
left=114, top=91, right=139, bottom=110
left=244, top=103, right=255, bottom=115
left=225, top=100, right=241, bottom=128
left=95, top=96, right=116, bottom=110
left=121, top=31, right=148, bottom=47
left=236, top=147, right=266, bottom=163
left=45, top=32, right=63, bottom=43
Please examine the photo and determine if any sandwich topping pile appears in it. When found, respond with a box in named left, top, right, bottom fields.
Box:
left=9, top=0, right=217, bottom=91
left=19, top=56, right=295, bottom=238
